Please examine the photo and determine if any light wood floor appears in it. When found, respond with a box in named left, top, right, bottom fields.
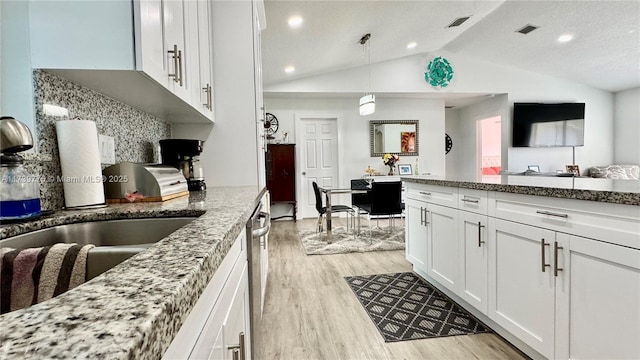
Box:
left=258, top=219, right=528, bottom=360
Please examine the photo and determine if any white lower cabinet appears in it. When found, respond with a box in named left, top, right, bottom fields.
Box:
left=555, top=234, right=640, bottom=360
left=458, top=211, right=488, bottom=315
left=404, top=182, right=640, bottom=359
left=164, top=231, right=250, bottom=359
left=405, top=197, right=428, bottom=273
left=426, top=203, right=459, bottom=294
left=488, top=218, right=556, bottom=358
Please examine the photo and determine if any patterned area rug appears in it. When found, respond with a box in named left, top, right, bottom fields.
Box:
left=345, top=272, right=490, bottom=342
left=298, top=226, right=405, bottom=255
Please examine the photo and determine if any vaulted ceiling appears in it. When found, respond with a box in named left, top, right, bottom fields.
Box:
left=261, top=0, right=640, bottom=93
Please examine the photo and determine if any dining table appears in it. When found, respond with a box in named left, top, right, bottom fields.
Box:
left=317, top=186, right=369, bottom=243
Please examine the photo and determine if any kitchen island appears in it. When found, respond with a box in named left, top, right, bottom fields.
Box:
left=401, top=175, right=639, bottom=359
left=0, top=186, right=265, bottom=359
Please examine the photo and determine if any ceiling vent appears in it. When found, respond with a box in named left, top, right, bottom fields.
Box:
left=516, top=24, right=539, bottom=35
left=445, top=106, right=455, bottom=109
left=446, top=16, right=471, bottom=28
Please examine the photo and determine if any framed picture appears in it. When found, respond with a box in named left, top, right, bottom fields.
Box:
left=527, top=165, right=540, bottom=172
left=398, top=164, right=412, bottom=175
left=565, top=165, right=581, bottom=176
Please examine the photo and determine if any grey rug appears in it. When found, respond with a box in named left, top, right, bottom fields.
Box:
left=299, top=226, right=405, bottom=255
left=345, top=272, right=490, bottom=342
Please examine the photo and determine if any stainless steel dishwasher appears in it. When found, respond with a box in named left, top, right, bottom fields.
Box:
left=246, top=201, right=270, bottom=360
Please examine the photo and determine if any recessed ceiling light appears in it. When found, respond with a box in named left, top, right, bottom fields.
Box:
left=557, top=34, right=573, bottom=43
left=284, top=66, right=295, bottom=73
left=406, top=42, right=417, bottom=49
left=288, top=16, right=303, bottom=28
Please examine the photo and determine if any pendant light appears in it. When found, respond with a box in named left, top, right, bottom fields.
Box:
left=359, top=33, right=375, bottom=116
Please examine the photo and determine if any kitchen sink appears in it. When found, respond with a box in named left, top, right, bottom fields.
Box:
left=0, top=217, right=197, bottom=279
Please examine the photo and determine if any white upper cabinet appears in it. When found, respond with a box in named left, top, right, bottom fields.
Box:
left=193, top=0, right=214, bottom=117
left=26, top=0, right=213, bottom=124
left=135, top=0, right=167, bottom=87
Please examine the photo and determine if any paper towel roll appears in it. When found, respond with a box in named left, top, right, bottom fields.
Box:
left=55, top=120, right=105, bottom=208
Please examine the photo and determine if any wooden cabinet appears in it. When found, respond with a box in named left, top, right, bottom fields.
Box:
left=163, top=231, right=250, bottom=359
left=405, top=198, right=428, bottom=274
left=555, top=234, right=640, bottom=360
left=24, top=0, right=213, bottom=124
left=266, top=144, right=296, bottom=220
left=195, top=0, right=214, bottom=117
left=488, top=218, right=556, bottom=358
left=426, top=203, right=459, bottom=294
left=458, top=210, right=488, bottom=315
left=405, top=181, right=640, bottom=359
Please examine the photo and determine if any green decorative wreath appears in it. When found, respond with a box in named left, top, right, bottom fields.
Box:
left=424, top=56, right=454, bottom=88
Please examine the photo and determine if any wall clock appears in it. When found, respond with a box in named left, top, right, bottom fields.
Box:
left=445, top=133, right=453, bottom=154
left=264, top=113, right=279, bottom=138
left=425, top=56, right=454, bottom=88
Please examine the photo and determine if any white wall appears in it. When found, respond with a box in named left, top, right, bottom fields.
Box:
left=447, top=95, right=509, bottom=180
left=445, top=108, right=460, bottom=178
left=264, top=97, right=445, bottom=187
left=614, top=87, right=640, bottom=164
left=267, top=50, right=616, bottom=177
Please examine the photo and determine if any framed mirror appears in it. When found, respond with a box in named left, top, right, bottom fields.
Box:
left=370, top=120, right=419, bottom=156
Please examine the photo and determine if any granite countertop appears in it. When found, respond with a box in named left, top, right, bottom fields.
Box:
left=0, top=186, right=265, bottom=359
left=400, top=175, right=640, bottom=206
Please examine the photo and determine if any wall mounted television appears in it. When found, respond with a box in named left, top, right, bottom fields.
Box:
left=512, top=102, right=585, bottom=147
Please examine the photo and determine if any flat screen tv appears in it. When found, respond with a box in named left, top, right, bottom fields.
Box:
left=512, top=102, right=585, bottom=147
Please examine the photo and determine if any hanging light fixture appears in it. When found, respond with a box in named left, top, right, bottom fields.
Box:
left=359, top=33, right=375, bottom=116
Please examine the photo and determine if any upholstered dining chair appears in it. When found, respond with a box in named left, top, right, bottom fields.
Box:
left=312, top=181, right=355, bottom=234
left=353, top=181, right=403, bottom=241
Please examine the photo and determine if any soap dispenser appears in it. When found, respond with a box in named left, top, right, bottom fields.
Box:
left=0, top=117, right=41, bottom=221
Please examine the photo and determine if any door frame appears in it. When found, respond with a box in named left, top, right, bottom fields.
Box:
left=294, top=113, right=344, bottom=219
left=475, top=112, right=502, bottom=181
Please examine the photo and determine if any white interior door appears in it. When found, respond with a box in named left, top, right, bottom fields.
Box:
left=296, top=116, right=339, bottom=219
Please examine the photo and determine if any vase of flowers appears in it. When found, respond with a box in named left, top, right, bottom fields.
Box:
left=382, top=153, right=400, bottom=175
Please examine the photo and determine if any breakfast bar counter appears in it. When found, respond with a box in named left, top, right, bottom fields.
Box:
left=400, top=175, right=640, bottom=205
left=0, top=186, right=265, bottom=359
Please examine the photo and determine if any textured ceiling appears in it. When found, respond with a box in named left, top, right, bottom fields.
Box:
left=262, top=0, right=640, bottom=93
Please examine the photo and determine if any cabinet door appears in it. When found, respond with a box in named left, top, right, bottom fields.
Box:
left=555, top=233, right=640, bottom=360
left=222, top=263, right=249, bottom=360
left=488, top=218, right=555, bottom=359
left=193, top=0, right=214, bottom=118
left=458, top=211, right=488, bottom=314
left=426, top=203, right=459, bottom=293
left=163, top=0, right=190, bottom=101
left=405, top=198, right=428, bottom=273
left=135, top=0, right=168, bottom=86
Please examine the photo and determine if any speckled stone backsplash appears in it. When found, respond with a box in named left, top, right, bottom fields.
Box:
left=32, top=70, right=171, bottom=210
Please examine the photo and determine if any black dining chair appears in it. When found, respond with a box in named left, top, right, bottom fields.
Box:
left=312, top=181, right=355, bottom=234
left=354, top=181, right=403, bottom=240
left=350, top=178, right=372, bottom=210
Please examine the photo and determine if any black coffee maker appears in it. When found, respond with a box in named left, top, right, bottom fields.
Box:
left=159, top=139, right=206, bottom=191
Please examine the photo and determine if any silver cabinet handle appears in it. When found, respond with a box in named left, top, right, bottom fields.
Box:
left=425, top=210, right=430, bottom=226
left=177, top=49, right=183, bottom=86
left=420, top=206, right=425, bottom=226
left=252, top=212, right=271, bottom=238
left=554, top=241, right=564, bottom=277
left=168, top=44, right=182, bottom=85
left=228, top=332, right=245, bottom=360
left=461, top=198, right=479, bottom=204
left=541, top=238, right=550, bottom=272
left=478, top=222, right=485, bottom=247
left=419, top=191, right=431, bottom=196
left=203, top=83, right=212, bottom=110
left=536, top=210, right=568, bottom=219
